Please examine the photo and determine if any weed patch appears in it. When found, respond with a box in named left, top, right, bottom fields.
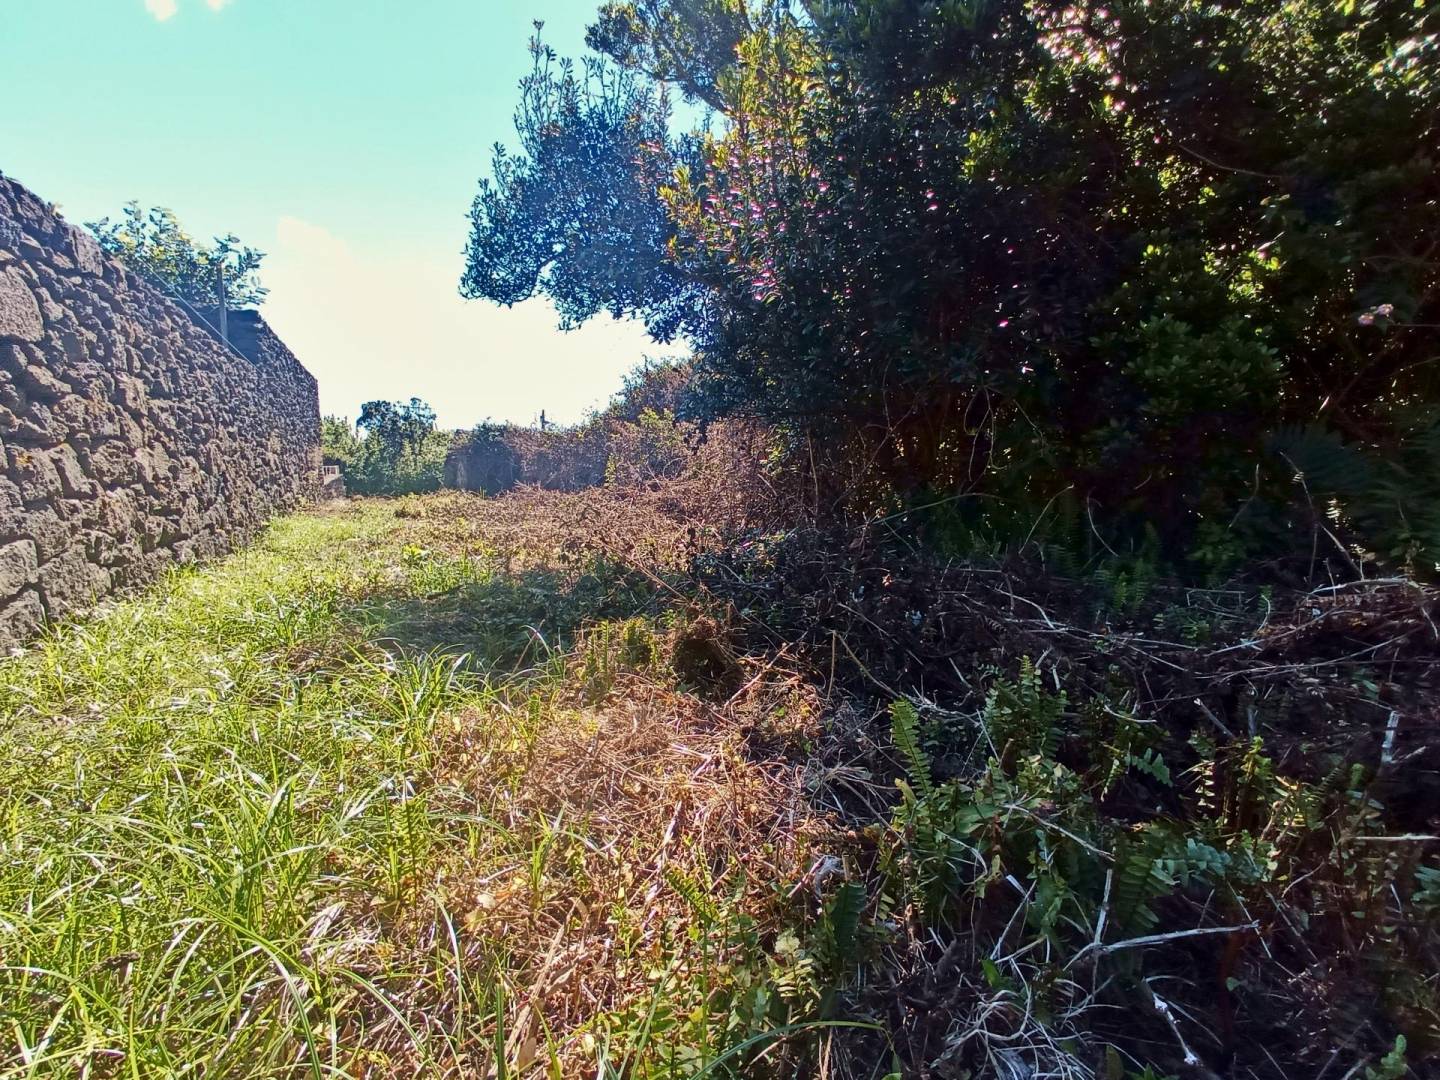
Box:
left=3, top=493, right=1435, bottom=1077
left=0, top=500, right=835, bottom=1077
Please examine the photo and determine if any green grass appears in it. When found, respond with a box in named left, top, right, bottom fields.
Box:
left=0, top=509, right=496, bottom=1075
left=0, top=502, right=830, bottom=1078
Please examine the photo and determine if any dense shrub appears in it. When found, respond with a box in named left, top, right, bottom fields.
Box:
left=445, top=421, right=606, bottom=492
left=446, top=360, right=697, bottom=492
left=463, top=0, right=1440, bottom=575
left=324, top=399, right=453, bottom=495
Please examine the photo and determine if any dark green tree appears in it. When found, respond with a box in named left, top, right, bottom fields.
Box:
left=459, top=22, right=711, bottom=343
left=358, top=398, right=438, bottom=468
left=464, top=0, right=1440, bottom=570
left=347, top=399, right=450, bottom=495
left=585, top=0, right=752, bottom=110
left=320, top=415, right=361, bottom=467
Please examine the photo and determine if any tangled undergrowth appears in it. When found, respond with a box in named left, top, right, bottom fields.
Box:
left=1, top=488, right=1436, bottom=1078
left=696, top=524, right=1438, bottom=1079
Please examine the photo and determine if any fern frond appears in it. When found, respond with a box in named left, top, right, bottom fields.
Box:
left=890, top=698, right=934, bottom=794
left=664, top=865, right=719, bottom=924
left=822, top=881, right=867, bottom=968
left=1110, top=832, right=1173, bottom=935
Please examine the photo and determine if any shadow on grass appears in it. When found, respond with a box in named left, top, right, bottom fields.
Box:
left=352, top=552, right=668, bottom=673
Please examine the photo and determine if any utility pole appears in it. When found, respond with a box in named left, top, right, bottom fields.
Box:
left=216, top=261, right=228, bottom=344
left=539, top=410, right=548, bottom=432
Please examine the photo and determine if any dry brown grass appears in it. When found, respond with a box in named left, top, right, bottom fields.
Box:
left=298, top=493, right=849, bottom=1075
left=420, top=664, right=830, bottom=1075
left=292, top=488, right=1440, bottom=1078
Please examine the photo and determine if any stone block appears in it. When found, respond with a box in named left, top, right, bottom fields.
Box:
left=34, top=286, right=66, bottom=325
left=94, top=487, right=140, bottom=534
left=0, top=538, right=38, bottom=596
left=51, top=394, right=102, bottom=440
left=58, top=327, right=90, bottom=366
left=38, top=549, right=110, bottom=609
left=17, top=357, right=72, bottom=400
left=0, top=267, right=43, bottom=342
left=2, top=399, right=64, bottom=443
left=49, top=444, right=96, bottom=499
left=18, top=506, right=73, bottom=561
left=86, top=439, right=138, bottom=487
left=67, top=225, right=105, bottom=276
left=0, top=485, right=21, bottom=544
left=0, top=591, right=43, bottom=645
left=88, top=530, right=141, bottom=569
left=7, top=444, right=63, bottom=497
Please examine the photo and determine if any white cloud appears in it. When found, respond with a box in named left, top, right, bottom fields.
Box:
left=144, top=0, right=232, bottom=19
left=261, top=217, right=680, bottom=430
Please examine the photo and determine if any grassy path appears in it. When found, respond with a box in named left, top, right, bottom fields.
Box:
left=0, top=498, right=828, bottom=1078
left=8, top=495, right=1431, bottom=1078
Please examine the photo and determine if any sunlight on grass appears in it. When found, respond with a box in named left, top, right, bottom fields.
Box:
left=0, top=509, right=497, bottom=1075
left=0, top=502, right=828, bottom=1078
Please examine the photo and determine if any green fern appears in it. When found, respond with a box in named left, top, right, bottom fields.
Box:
left=1110, top=829, right=1181, bottom=936
left=984, top=658, right=1065, bottom=761
left=1365, top=1035, right=1408, bottom=1080
left=1127, top=748, right=1173, bottom=787
left=1414, top=863, right=1440, bottom=920
left=1271, top=423, right=1373, bottom=495
left=1271, top=415, right=1440, bottom=573
left=820, top=881, right=867, bottom=971
left=890, top=698, right=934, bottom=795
left=1187, top=731, right=1222, bottom=817
left=1089, top=698, right=1170, bottom=796
left=664, top=865, right=719, bottom=924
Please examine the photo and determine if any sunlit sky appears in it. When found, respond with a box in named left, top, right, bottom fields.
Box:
left=1, top=0, right=678, bottom=429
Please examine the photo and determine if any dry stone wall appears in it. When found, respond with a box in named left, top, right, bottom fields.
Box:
left=0, top=172, right=319, bottom=648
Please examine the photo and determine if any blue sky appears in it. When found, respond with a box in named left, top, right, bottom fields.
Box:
left=0, top=0, right=676, bottom=429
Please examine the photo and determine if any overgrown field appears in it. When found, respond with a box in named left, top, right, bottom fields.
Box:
left=0, top=495, right=835, bottom=1077
left=1, top=491, right=1436, bottom=1078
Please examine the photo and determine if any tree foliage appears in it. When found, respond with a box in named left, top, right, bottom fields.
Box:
left=321, top=415, right=361, bottom=466
left=327, top=400, right=451, bottom=496
left=88, top=202, right=268, bottom=310
left=459, top=22, right=711, bottom=342
left=585, top=0, right=752, bottom=109
left=463, top=0, right=1440, bottom=572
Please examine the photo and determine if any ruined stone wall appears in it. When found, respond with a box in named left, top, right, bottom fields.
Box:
left=0, top=173, right=319, bottom=647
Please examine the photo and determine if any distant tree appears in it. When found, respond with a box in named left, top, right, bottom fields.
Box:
left=88, top=202, right=267, bottom=309
left=358, top=398, right=437, bottom=471
left=320, top=415, right=361, bottom=467
left=604, top=358, right=690, bottom=424
left=348, top=399, right=450, bottom=495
